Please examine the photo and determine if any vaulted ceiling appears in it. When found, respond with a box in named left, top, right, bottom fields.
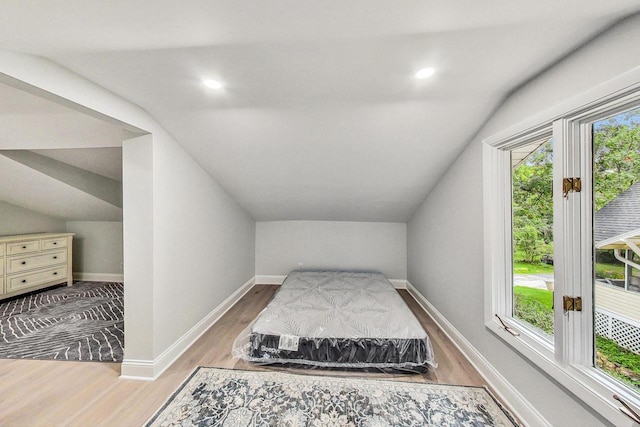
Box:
left=0, top=83, right=124, bottom=221
left=1, top=1, right=639, bottom=222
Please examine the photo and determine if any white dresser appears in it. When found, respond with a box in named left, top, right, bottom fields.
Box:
left=0, top=233, right=74, bottom=300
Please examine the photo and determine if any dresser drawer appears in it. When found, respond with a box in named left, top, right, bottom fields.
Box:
left=7, top=240, right=40, bottom=255
left=42, top=237, right=68, bottom=251
left=0, top=259, right=3, bottom=275
left=7, top=250, right=66, bottom=274
left=7, top=266, right=67, bottom=293
left=0, top=244, right=4, bottom=256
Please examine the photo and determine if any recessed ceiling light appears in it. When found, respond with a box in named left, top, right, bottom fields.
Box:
left=415, top=68, right=435, bottom=79
left=203, top=79, right=223, bottom=89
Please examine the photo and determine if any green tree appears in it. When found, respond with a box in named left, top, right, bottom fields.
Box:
left=512, top=139, right=553, bottom=262
left=512, top=109, right=640, bottom=262
left=593, top=109, right=640, bottom=210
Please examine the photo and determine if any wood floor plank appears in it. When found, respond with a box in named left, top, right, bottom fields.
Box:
left=0, top=284, right=501, bottom=426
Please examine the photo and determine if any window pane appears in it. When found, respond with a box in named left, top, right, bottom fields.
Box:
left=511, top=138, right=554, bottom=338
left=593, top=107, right=640, bottom=390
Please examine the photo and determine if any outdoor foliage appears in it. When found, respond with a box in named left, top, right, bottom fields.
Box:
left=512, top=108, right=640, bottom=267
left=597, top=335, right=640, bottom=372
left=593, top=110, right=640, bottom=210
left=513, top=261, right=553, bottom=275
left=596, top=335, right=640, bottom=389
left=595, top=262, right=625, bottom=280
left=513, top=286, right=553, bottom=334
left=513, top=290, right=640, bottom=387
left=512, top=140, right=553, bottom=263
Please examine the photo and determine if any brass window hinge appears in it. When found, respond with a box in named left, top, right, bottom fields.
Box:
left=563, top=177, right=581, bottom=198
left=563, top=295, right=582, bottom=312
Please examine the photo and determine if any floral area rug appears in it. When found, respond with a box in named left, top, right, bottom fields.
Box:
left=146, top=367, right=519, bottom=426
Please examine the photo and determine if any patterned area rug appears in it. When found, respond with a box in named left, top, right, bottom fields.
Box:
left=146, top=367, right=520, bottom=426
left=0, top=281, right=124, bottom=362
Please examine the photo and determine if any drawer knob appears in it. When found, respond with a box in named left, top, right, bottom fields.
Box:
left=53, top=272, right=58, bottom=276
left=21, top=279, right=26, bottom=283
left=22, top=246, right=26, bottom=249
left=53, top=242, right=57, bottom=245
left=21, top=261, right=26, bottom=265
left=53, top=256, right=57, bottom=259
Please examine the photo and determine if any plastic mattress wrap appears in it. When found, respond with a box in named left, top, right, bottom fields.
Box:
left=233, top=270, right=436, bottom=371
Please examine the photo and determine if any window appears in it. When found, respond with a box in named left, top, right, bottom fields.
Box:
left=511, top=137, right=554, bottom=340
left=592, top=107, right=640, bottom=389
left=484, top=83, right=640, bottom=424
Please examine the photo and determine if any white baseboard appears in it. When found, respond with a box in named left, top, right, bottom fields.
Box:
left=73, top=272, right=124, bottom=282
left=120, top=276, right=256, bottom=381
left=255, top=275, right=287, bottom=285
left=256, top=275, right=407, bottom=289
left=389, top=279, right=407, bottom=289
left=119, top=359, right=156, bottom=381
left=406, top=281, right=550, bottom=427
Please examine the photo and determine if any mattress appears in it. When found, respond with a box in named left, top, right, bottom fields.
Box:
left=234, top=270, right=436, bottom=370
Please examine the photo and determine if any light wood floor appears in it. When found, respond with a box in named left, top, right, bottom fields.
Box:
left=0, top=285, right=490, bottom=427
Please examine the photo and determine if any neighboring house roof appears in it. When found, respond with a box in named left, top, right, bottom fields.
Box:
left=595, top=181, right=640, bottom=249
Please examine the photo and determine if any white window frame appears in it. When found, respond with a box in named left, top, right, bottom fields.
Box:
left=483, top=75, right=640, bottom=425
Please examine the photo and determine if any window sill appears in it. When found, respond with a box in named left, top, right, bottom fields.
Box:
left=486, top=318, right=636, bottom=426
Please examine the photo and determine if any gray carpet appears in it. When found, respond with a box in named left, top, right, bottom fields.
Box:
left=0, top=281, right=124, bottom=362
left=146, top=367, right=520, bottom=426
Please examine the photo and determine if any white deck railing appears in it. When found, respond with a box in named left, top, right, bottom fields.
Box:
left=595, top=306, right=640, bottom=354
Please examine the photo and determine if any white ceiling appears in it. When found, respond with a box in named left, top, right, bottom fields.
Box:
left=1, top=1, right=639, bottom=221
left=0, top=83, right=123, bottom=221
left=0, top=83, right=124, bottom=150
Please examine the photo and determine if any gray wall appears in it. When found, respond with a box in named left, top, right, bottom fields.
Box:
left=407, top=14, right=640, bottom=427
left=66, top=221, right=123, bottom=275
left=256, top=220, right=406, bottom=279
left=151, top=130, right=256, bottom=355
left=0, top=201, right=66, bottom=236
left=0, top=202, right=123, bottom=278
left=122, top=134, right=155, bottom=361
left=122, top=127, right=257, bottom=361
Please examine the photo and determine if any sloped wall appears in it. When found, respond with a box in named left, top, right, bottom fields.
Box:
left=151, top=130, right=256, bottom=356
left=407, top=14, right=640, bottom=426
left=0, top=201, right=66, bottom=236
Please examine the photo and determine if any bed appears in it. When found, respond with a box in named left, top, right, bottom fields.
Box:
left=233, top=270, right=436, bottom=370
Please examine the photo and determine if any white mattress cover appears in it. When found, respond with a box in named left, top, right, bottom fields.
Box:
left=252, top=270, right=428, bottom=340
